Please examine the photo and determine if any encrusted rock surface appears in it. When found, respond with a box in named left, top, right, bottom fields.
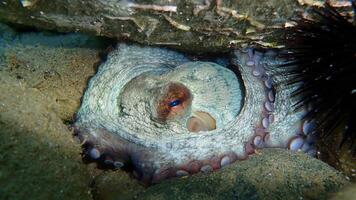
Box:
left=137, top=149, right=349, bottom=200
left=1, top=0, right=346, bottom=53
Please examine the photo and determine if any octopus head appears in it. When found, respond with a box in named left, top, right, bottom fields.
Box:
left=118, top=62, right=242, bottom=136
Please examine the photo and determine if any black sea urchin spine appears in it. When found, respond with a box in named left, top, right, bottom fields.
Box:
left=278, top=2, right=356, bottom=153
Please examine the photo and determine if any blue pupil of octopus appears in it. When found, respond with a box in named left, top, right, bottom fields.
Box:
left=169, top=99, right=181, bottom=107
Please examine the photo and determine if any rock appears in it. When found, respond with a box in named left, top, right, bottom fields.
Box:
left=331, top=184, right=356, bottom=200
left=137, top=149, right=349, bottom=200
left=0, top=74, right=93, bottom=200
left=0, top=23, right=105, bottom=121
left=316, top=125, right=356, bottom=182
left=92, top=171, right=146, bottom=200
left=0, top=0, right=328, bottom=53
left=0, top=23, right=104, bottom=200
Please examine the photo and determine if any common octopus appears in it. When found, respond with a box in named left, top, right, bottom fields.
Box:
left=74, top=43, right=317, bottom=184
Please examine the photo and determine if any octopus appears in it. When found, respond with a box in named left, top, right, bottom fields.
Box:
left=74, top=43, right=317, bottom=184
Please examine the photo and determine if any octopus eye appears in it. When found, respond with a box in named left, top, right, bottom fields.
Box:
left=155, top=82, right=192, bottom=122
left=168, top=99, right=181, bottom=107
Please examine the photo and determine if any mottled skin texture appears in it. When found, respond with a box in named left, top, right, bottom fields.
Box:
left=74, top=44, right=316, bottom=184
